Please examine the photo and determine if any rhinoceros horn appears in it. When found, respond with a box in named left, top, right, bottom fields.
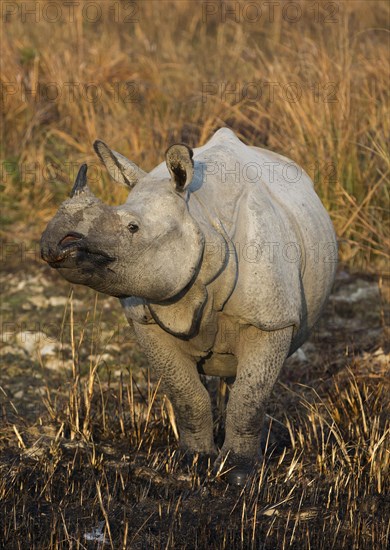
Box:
left=70, top=163, right=88, bottom=198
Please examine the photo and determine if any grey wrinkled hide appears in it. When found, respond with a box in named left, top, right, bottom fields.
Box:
left=41, top=128, right=337, bottom=480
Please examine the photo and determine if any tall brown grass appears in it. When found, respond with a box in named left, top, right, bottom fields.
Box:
left=1, top=0, right=389, bottom=271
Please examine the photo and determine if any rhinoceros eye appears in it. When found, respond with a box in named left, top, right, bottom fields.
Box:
left=128, top=222, right=139, bottom=234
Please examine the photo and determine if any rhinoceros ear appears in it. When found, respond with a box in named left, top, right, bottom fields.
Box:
left=165, top=144, right=194, bottom=192
left=93, top=140, right=146, bottom=188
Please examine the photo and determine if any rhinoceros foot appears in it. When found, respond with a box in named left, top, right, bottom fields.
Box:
left=179, top=449, right=217, bottom=476
left=225, top=465, right=255, bottom=487
left=213, top=453, right=260, bottom=487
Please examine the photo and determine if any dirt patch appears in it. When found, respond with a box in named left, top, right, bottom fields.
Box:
left=0, top=260, right=389, bottom=549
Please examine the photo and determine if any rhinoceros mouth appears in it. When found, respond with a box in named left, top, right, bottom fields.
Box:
left=48, top=246, right=116, bottom=269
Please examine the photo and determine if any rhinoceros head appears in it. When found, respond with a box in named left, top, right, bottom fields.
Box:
left=40, top=142, right=204, bottom=300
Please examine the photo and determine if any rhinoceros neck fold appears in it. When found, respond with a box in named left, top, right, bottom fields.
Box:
left=147, top=221, right=238, bottom=338
left=148, top=282, right=208, bottom=339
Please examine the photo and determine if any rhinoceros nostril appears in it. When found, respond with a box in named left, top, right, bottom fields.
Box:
left=59, top=233, right=83, bottom=247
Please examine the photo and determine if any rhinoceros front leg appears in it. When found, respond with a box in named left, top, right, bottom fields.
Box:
left=133, top=323, right=216, bottom=456
left=219, top=325, right=293, bottom=485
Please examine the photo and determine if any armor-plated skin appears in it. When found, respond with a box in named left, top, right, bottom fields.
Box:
left=41, top=128, right=337, bottom=484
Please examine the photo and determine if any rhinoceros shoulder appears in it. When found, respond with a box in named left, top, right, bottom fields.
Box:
left=147, top=227, right=238, bottom=338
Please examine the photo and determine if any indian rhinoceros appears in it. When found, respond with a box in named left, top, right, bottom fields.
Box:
left=40, top=128, right=337, bottom=484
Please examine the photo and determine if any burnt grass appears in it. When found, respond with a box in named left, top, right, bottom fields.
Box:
left=0, top=260, right=389, bottom=549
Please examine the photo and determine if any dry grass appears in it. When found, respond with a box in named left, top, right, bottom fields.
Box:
left=1, top=355, right=389, bottom=548
left=1, top=0, right=389, bottom=270
left=1, top=277, right=389, bottom=549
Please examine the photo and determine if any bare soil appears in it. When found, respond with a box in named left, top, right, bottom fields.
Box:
left=0, top=258, right=389, bottom=549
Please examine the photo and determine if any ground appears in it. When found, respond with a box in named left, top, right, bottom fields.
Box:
left=0, top=257, right=389, bottom=549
